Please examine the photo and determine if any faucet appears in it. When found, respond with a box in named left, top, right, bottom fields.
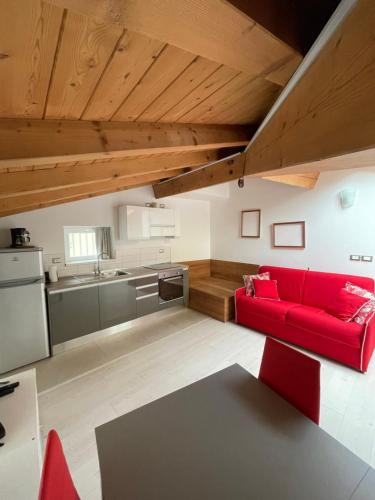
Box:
left=94, top=252, right=110, bottom=276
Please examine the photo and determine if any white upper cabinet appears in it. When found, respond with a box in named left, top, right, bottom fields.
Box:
left=149, top=208, right=174, bottom=227
left=119, top=206, right=150, bottom=240
left=119, top=206, right=179, bottom=240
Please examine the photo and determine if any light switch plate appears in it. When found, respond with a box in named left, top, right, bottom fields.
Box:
left=350, top=255, right=360, bottom=261
left=361, top=255, right=373, bottom=262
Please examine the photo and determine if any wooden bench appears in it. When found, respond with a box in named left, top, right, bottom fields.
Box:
left=181, top=259, right=259, bottom=322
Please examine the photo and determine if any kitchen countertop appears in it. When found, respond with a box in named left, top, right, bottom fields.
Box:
left=46, top=264, right=188, bottom=293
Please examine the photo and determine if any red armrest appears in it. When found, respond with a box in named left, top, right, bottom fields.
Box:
left=235, top=287, right=246, bottom=299
left=361, top=314, right=375, bottom=372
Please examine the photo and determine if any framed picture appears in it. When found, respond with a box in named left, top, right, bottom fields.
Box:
left=272, top=221, right=306, bottom=249
left=241, top=209, right=261, bottom=238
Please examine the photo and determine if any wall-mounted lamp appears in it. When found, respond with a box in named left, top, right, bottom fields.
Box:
left=339, top=188, right=357, bottom=209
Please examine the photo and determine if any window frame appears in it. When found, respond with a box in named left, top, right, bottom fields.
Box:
left=63, top=225, right=99, bottom=264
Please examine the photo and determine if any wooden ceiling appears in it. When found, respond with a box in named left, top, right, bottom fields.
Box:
left=0, top=0, right=341, bottom=216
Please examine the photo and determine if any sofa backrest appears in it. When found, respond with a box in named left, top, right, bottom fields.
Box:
left=302, top=270, right=375, bottom=309
left=259, top=266, right=306, bottom=303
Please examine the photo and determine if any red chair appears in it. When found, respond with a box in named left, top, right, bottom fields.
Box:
left=39, top=429, right=80, bottom=500
left=259, top=337, right=321, bottom=424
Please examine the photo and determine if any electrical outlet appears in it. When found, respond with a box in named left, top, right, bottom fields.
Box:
left=350, top=255, right=360, bottom=261
left=361, top=256, right=373, bottom=262
left=52, top=257, right=61, bottom=264
left=159, top=248, right=164, bottom=253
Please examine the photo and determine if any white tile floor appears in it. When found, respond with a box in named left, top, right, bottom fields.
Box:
left=36, top=307, right=375, bottom=499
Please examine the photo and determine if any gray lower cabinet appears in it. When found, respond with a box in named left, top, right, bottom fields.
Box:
left=48, top=286, right=100, bottom=345
left=99, top=281, right=137, bottom=329
left=136, top=293, right=159, bottom=317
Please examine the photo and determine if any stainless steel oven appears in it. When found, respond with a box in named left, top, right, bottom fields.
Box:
left=158, top=268, right=184, bottom=304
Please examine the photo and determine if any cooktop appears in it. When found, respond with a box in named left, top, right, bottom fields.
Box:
left=144, top=263, right=182, bottom=270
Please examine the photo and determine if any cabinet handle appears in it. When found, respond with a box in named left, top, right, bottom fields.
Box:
left=136, top=292, right=158, bottom=301
left=136, top=282, right=158, bottom=290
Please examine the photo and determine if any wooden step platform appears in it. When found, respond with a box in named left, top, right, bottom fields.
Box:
left=182, top=260, right=259, bottom=322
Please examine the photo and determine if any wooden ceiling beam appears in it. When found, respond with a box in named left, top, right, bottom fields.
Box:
left=244, top=1, right=375, bottom=177
left=153, top=153, right=245, bottom=198
left=0, top=150, right=217, bottom=198
left=45, top=0, right=302, bottom=86
left=0, top=119, right=250, bottom=169
left=0, top=166, right=196, bottom=217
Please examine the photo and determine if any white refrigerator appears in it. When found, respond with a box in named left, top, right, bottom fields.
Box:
left=0, top=248, right=50, bottom=374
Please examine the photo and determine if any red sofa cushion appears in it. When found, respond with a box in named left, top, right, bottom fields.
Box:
left=259, top=266, right=306, bottom=303
left=325, top=288, right=369, bottom=322
left=237, top=293, right=298, bottom=322
left=253, top=279, right=280, bottom=300
left=302, top=270, right=374, bottom=310
left=286, top=305, right=363, bottom=348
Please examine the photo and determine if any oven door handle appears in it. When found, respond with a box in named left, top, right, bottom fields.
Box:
left=161, top=276, right=183, bottom=282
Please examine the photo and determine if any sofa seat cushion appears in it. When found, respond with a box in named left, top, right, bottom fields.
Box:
left=286, top=305, right=363, bottom=348
left=237, top=294, right=299, bottom=322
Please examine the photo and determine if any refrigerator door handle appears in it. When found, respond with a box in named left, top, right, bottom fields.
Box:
left=0, top=277, right=43, bottom=289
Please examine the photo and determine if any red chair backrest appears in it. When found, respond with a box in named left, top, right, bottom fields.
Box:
left=259, top=337, right=321, bottom=424
left=39, top=430, right=80, bottom=500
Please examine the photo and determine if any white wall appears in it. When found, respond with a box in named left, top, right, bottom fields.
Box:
left=208, top=168, right=375, bottom=277
left=0, top=186, right=210, bottom=272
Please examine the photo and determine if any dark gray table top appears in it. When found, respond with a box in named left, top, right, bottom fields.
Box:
left=95, top=364, right=372, bottom=500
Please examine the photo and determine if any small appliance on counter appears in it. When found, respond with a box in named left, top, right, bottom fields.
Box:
left=10, top=228, right=32, bottom=248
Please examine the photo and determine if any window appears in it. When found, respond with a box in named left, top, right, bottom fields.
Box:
left=64, top=226, right=115, bottom=264
left=64, top=226, right=98, bottom=264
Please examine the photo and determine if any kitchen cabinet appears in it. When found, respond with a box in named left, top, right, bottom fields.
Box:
left=99, top=280, right=137, bottom=329
left=118, top=205, right=179, bottom=240
left=149, top=208, right=174, bottom=227
left=136, top=293, right=160, bottom=317
left=48, top=286, right=100, bottom=345
left=119, top=205, right=150, bottom=240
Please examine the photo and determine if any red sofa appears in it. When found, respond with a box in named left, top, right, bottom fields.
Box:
left=235, top=266, right=375, bottom=372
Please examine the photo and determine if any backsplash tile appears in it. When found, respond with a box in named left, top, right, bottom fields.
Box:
left=43, top=246, right=171, bottom=278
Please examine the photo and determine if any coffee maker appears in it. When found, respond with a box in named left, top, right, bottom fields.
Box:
left=10, top=228, right=31, bottom=248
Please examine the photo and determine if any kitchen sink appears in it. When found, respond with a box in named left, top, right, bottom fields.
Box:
left=75, top=270, right=130, bottom=283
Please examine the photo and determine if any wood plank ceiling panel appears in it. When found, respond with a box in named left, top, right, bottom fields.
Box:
left=44, top=0, right=302, bottom=85
left=159, top=66, right=240, bottom=123
left=137, top=57, right=221, bottom=122
left=82, top=30, right=165, bottom=120
left=180, top=75, right=281, bottom=125
left=112, top=45, right=197, bottom=121
left=213, top=79, right=282, bottom=125
left=0, top=0, right=63, bottom=118
left=45, top=10, right=123, bottom=119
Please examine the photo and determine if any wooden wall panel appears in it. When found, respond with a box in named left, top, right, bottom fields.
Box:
left=0, top=0, right=63, bottom=118
left=180, top=260, right=211, bottom=281
left=112, top=45, right=196, bottom=121
left=82, top=31, right=165, bottom=120
left=45, top=10, right=123, bottom=119
left=211, top=260, right=259, bottom=283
